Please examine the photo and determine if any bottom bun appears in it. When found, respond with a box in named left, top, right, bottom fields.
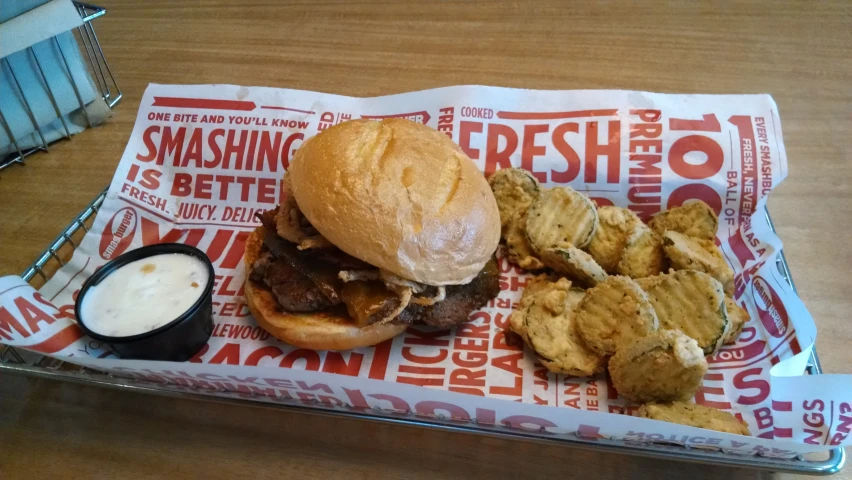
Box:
left=244, top=227, right=407, bottom=351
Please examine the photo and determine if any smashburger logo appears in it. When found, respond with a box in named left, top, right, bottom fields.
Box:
left=750, top=275, right=789, bottom=338
left=99, top=207, right=137, bottom=260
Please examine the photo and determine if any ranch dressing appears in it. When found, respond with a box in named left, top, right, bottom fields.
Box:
left=81, top=254, right=208, bottom=337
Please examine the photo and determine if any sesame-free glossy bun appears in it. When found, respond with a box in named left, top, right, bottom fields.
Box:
left=288, top=118, right=500, bottom=286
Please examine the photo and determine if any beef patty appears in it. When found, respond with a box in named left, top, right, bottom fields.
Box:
left=398, top=261, right=500, bottom=328
left=250, top=250, right=338, bottom=312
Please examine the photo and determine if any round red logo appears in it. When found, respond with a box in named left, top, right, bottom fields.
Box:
left=750, top=275, right=789, bottom=338
left=98, top=207, right=138, bottom=260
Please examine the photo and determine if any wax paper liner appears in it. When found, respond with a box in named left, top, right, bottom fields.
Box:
left=2, top=84, right=849, bottom=454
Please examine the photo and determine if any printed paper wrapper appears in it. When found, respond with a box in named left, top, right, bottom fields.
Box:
left=2, top=84, right=850, bottom=456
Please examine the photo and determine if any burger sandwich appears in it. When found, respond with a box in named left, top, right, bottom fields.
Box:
left=244, top=118, right=501, bottom=350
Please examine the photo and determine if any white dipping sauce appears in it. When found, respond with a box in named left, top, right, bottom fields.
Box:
left=81, top=254, right=208, bottom=337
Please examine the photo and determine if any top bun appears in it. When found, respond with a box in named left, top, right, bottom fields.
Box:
left=288, top=118, right=500, bottom=286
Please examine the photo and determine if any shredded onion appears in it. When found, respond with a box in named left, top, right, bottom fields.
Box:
left=380, top=270, right=428, bottom=293
left=337, top=270, right=447, bottom=324
left=276, top=195, right=331, bottom=249
left=338, top=270, right=381, bottom=282
left=297, top=235, right=333, bottom=250
left=410, top=286, right=446, bottom=306
left=375, top=287, right=412, bottom=325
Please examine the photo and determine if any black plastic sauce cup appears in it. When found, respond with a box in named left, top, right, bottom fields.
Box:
left=74, top=243, right=215, bottom=361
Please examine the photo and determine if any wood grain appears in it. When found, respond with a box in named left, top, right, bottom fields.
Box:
left=0, top=0, right=850, bottom=477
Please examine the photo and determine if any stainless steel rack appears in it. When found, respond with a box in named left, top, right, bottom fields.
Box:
left=0, top=189, right=845, bottom=475
left=0, top=2, right=121, bottom=171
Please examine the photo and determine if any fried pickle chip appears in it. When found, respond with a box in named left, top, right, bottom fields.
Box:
left=723, top=297, right=749, bottom=345
left=634, top=274, right=664, bottom=292
left=508, top=276, right=566, bottom=346
left=508, top=309, right=532, bottom=346
left=576, top=276, right=659, bottom=356
left=662, top=230, right=734, bottom=295
left=540, top=246, right=608, bottom=287
left=609, top=330, right=708, bottom=403
left=639, top=402, right=750, bottom=436
left=616, top=225, right=666, bottom=279
left=524, top=273, right=561, bottom=298
left=642, top=270, right=729, bottom=355
left=525, top=187, right=598, bottom=252
left=524, top=284, right=605, bottom=376
left=489, top=168, right=541, bottom=233
left=505, top=209, right=546, bottom=270
left=649, top=200, right=718, bottom=240
left=586, top=206, right=640, bottom=273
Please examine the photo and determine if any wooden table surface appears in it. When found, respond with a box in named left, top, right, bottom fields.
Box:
left=1, top=1, right=850, bottom=478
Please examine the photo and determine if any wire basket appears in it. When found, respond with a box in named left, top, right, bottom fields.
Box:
left=0, top=2, right=120, bottom=171
left=0, top=189, right=845, bottom=475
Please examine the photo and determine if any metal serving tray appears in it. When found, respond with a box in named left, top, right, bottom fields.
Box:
left=0, top=190, right=845, bottom=475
